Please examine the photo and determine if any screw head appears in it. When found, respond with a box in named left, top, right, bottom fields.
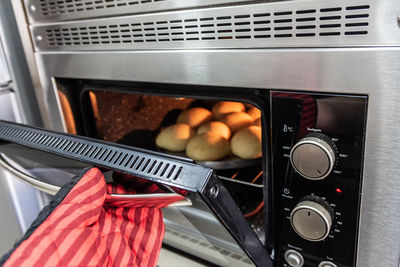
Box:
left=35, top=35, right=42, bottom=41
left=30, top=5, right=36, bottom=12
left=209, top=184, right=219, bottom=198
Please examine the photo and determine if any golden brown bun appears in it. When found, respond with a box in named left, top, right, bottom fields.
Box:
left=186, top=132, right=231, bottom=161
left=220, top=112, right=253, bottom=133
left=156, top=123, right=195, bottom=152
left=231, top=126, right=262, bottom=159
left=212, top=101, right=246, bottom=120
left=252, top=118, right=261, bottom=127
left=248, top=107, right=261, bottom=121
left=197, top=121, right=231, bottom=140
left=177, top=107, right=213, bottom=128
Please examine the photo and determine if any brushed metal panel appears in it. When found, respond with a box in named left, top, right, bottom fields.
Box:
left=29, top=0, right=400, bottom=52
left=24, top=0, right=256, bottom=23
left=34, top=48, right=400, bottom=266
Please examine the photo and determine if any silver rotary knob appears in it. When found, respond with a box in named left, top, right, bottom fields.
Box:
left=290, top=133, right=336, bottom=180
left=290, top=196, right=333, bottom=241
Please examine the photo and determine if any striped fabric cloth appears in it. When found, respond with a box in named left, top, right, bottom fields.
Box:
left=0, top=167, right=169, bottom=267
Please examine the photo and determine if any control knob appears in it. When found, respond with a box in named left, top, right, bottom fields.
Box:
left=290, top=133, right=336, bottom=180
left=290, top=196, right=333, bottom=241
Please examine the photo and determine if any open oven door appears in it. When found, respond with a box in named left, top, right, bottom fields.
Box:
left=0, top=120, right=273, bottom=267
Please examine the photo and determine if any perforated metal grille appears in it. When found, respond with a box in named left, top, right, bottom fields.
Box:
left=25, top=0, right=256, bottom=23
left=32, top=2, right=372, bottom=50
left=37, top=0, right=167, bottom=17
left=0, top=121, right=211, bottom=190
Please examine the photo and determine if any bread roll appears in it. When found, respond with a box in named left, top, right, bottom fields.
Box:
left=197, top=121, right=231, bottom=140
left=156, top=123, right=195, bottom=152
left=231, top=126, right=262, bottom=159
left=186, top=132, right=231, bottom=161
left=220, top=112, right=253, bottom=133
left=253, top=118, right=261, bottom=127
left=177, top=107, right=213, bottom=128
left=248, top=107, right=261, bottom=121
left=212, top=101, right=246, bottom=120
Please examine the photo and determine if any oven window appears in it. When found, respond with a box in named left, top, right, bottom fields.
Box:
left=55, top=80, right=268, bottom=262
left=84, top=89, right=266, bottom=238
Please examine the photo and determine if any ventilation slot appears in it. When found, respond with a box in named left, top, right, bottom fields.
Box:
left=117, top=153, right=128, bottom=165
left=153, top=162, right=163, bottom=175
left=72, top=143, right=83, bottom=153
left=129, top=156, right=140, bottom=168
left=112, top=152, right=123, bottom=164
left=159, top=163, right=170, bottom=177
left=173, top=167, right=183, bottom=180
left=20, top=131, right=31, bottom=141
left=135, top=157, right=145, bottom=170
left=147, top=160, right=157, bottom=173
left=61, top=140, right=71, bottom=150
left=141, top=158, right=151, bottom=171
left=123, top=155, right=134, bottom=167
left=37, top=2, right=371, bottom=50
left=65, top=141, right=76, bottom=152
left=166, top=165, right=176, bottom=179
left=344, top=4, right=369, bottom=36
left=37, top=0, right=168, bottom=17
left=77, top=144, right=88, bottom=154
left=102, top=149, right=113, bottom=161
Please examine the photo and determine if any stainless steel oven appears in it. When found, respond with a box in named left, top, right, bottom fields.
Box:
left=3, top=0, right=400, bottom=266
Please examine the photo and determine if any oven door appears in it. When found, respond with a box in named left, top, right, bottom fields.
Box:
left=0, top=120, right=272, bottom=267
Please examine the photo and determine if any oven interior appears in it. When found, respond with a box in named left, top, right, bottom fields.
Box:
left=56, top=79, right=271, bottom=249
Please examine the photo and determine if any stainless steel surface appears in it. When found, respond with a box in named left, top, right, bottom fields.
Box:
left=0, top=0, right=47, bottom=241
left=290, top=200, right=332, bottom=241
left=284, top=249, right=304, bottom=267
left=290, top=136, right=335, bottom=180
left=162, top=207, right=254, bottom=267
left=0, top=152, right=191, bottom=207
left=318, top=261, right=338, bottom=267
left=0, top=39, right=11, bottom=86
left=105, top=193, right=192, bottom=207
left=24, top=0, right=256, bottom=23
left=30, top=47, right=400, bottom=266
left=10, top=0, right=52, bottom=128
left=29, top=0, right=400, bottom=52
left=0, top=154, right=59, bottom=195
left=0, top=89, right=17, bottom=123
left=0, top=0, right=41, bottom=126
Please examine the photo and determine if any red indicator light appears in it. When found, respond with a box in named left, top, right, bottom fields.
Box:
left=336, top=188, right=342, bottom=193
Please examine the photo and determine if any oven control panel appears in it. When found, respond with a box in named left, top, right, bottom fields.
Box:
left=271, top=92, right=367, bottom=267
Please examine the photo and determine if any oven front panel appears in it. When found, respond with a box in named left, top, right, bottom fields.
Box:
left=271, top=92, right=367, bottom=266
left=32, top=47, right=400, bottom=267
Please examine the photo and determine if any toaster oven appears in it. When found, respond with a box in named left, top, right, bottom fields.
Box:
left=3, top=0, right=400, bottom=266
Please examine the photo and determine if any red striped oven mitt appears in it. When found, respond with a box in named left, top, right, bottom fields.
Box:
left=0, top=167, right=178, bottom=267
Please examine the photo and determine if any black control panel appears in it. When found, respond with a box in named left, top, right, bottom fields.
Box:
left=271, top=92, right=368, bottom=267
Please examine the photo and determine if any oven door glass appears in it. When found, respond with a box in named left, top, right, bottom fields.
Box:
left=0, top=120, right=272, bottom=267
